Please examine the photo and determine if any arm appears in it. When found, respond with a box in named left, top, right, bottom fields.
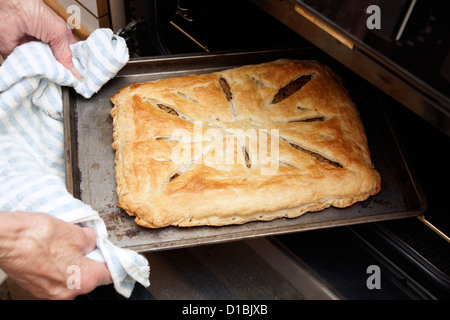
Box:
left=0, top=211, right=111, bottom=299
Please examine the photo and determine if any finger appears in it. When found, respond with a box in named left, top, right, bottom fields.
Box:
left=80, top=258, right=113, bottom=293
left=50, top=38, right=72, bottom=69
left=70, top=66, right=82, bottom=81
left=67, top=29, right=78, bottom=45
left=50, top=35, right=82, bottom=80
left=81, top=227, right=98, bottom=255
left=62, top=28, right=82, bottom=79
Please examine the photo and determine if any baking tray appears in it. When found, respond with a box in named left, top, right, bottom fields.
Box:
left=63, top=48, right=427, bottom=253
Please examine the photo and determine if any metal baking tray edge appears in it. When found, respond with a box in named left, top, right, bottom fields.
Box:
left=63, top=48, right=427, bottom=253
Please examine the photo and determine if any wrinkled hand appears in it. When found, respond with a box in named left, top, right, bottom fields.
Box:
left=0, top=211, right=112, bottom=300
left=0, top=0, right=81, bottom=78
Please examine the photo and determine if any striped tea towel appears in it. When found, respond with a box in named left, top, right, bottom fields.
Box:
left=0, top=28, right=150, bottom=298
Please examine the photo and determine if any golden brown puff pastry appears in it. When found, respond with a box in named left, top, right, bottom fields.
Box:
left=111, top=59, right=381, bottom=228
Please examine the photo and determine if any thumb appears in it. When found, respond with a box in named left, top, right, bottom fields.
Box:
left=79, top=228, right=113, bottom=289
left=81, top=257, right=113, bottom=287
left=49, top=29, right=82, bottom=80
left=77, top=256, right=113, bottom=295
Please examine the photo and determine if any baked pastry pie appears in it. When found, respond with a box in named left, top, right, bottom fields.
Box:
left=111, top=59, right=381, bottom=228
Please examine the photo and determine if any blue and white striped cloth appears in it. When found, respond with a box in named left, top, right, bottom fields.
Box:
left=0, top=29, right=150, bottom=298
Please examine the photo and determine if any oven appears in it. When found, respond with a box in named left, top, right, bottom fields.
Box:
left=81, top=0, right=449, bottom=301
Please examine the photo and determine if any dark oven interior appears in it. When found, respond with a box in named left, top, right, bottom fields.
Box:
left=93, top=0, right=449, bottom=300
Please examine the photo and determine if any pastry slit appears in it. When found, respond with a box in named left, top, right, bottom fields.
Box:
left=286, top=140, right=343, bottom=168
left=176, top=92, right=200, bottom=104
left=163, top=143, right=214, bottom=187
left=298, top=116, right=325, bottom=123
left=219, top=77, right=232, bottom=101
left=169, top=172, right=181, bottom=182
left=144, top=97, right=193, bottom=122
left=251, top=76, right=274, bottom=88
left=154, top=136, right=175, bottom=141
left=280, top=161, right=302, bottom=170
left=157, top=104, right=179, bottom=116
left=154, top=136, right=196, bottom=143
left=164, top=169, right=185, bottom=186
left=219, top=77, right=237, bottom=117
left=272, top=74, right=313, bottom=104
left=276, top=116, right=326, bottom=123
left=243, top=146, right=251, bottom=168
